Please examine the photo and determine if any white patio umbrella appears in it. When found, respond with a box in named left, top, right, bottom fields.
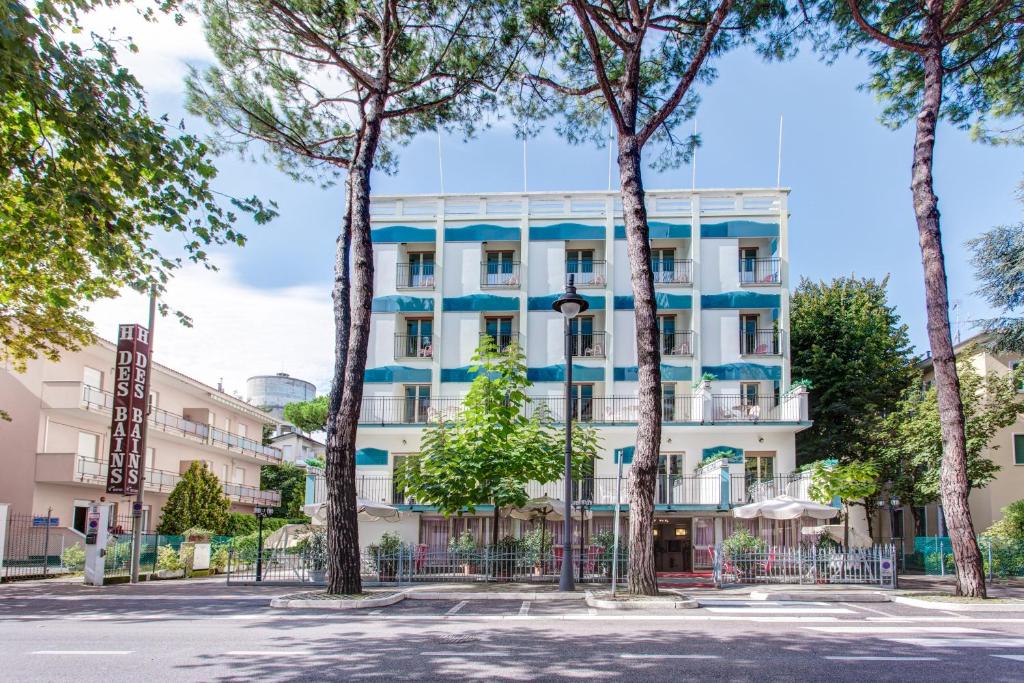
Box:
left=507, top=495, right=591, bottom=554
left=733, top=495, right=840, bottom=521
left=303, top=498, right=401, bottom=526
left=801, top=524, right=873, bottom=549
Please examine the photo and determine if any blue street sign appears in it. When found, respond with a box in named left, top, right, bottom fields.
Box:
left=32, top=516, right=59, bottom=527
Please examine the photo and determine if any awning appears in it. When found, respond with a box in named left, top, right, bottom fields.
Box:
left=733, top=495, right=839, bottom=521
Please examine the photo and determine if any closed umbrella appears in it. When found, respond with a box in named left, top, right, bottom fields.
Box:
left=734, top=495, right=839, bottom=521
left=801, top=524, right=873, bottom=548
left=303, top=498, right=401, bottom=526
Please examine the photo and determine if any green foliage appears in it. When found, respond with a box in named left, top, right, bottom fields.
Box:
left=283, top=396, right=329, bottom=434
left=878, top=353, right=1024, bottom=507
left=809, top=460, right=879, bottom=507
left=368, top=531, right=405, bottom=557
left=448, top=530, right=478, bottom=557
left=984, top=500, right=1024, bottom=543
left=260, top=462, right=309, bottom=519
left=520, top=527, right=553, bottom=559
left=967, top=188, right=1024, bottom=351
left=302, top=529, right=328, bottom=572
left=61, top=543, right=85, bottom=571
left=182, top=527, right=215, bottom=541
left=494, top=535, right=522, bottom=554
left=156, top=545, right=184, bottom=572
left=0, top=0, right=275, bottom=370
left=697, top=451, right=732, bottom=471
left=210, top=546, right=229, bottom=573
left=156, top=462, right=230, bottom=535
left=722, top=530, right=766, bottom=556
left=790, top=276, right=916, bottom=465
left=221, top=513, right=258, bottom=537
left=396, top=339, right=599, bottom=516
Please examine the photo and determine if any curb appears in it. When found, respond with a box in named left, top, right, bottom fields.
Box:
left=748, top=590, right=891, bottom=603
left=404, top=590, right=586, bottom=602
left=891, top=595, right=1024, bottom=612
left=586, top=589, right=698, bottom=610
left=270, top=591, right=407, bottom=610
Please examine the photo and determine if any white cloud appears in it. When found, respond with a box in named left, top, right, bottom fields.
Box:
left=86, top=259, right=334, bottom=399
left=75, top=4, right=213, bottom=94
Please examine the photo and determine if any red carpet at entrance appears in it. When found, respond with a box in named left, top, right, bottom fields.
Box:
left=656, top=571, right=715, bottom=589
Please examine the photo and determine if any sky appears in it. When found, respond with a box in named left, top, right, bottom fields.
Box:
left=84, top=6, right=1023, bottom=398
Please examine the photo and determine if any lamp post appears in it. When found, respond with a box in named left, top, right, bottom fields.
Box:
left=254, top=505, right=273, bottom=582
left=553, top=274, right=589, bottom=592
left=573, top=498, right=593, bottom=582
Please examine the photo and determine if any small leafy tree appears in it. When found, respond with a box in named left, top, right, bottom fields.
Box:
left=396, top=339, right=598, bottom=544
left=260, top=462, right=309, bottom=519
left=157, top=462, right=231, bottom=535
left=283, top=396, right=329, bottom=434
left=809, top=460, right=879, bottom=549
left=967, top=185, right=1024, bottom=352
left=983, top=500, right=1024, bottom=543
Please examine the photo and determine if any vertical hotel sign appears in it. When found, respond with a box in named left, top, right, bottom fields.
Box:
left=105, top=324, right=151, bottom=495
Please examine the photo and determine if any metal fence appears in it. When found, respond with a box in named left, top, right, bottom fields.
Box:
left=913, top=536, right=1024, bottom=579
left=227, top=546, right=629, bottom=586
left=2, top=511, right=70, bottom=581
left=712, top=544, right=897, bottom=588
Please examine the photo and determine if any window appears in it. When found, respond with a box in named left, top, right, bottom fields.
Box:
left=656, top=452, right=685, bottom=504
left=403, top=385, right=431, bottom=423
left=662, top=383, right=677, bottom=421
left=1015, top=434, right=1024, bottom=465
left=744, top=452, right=774, bottom=482
left=484, top=317, right=515, bottom=352
left=651, top=248, right=676, bottom=283
left=402, top=318, right=433, bottom=358
left=569, top=316, right=598, bottom=356
left=83, top=366, right=103, bottom=390
left=484, top=251, right=516, bottom=286
left=282, top=444, right=294, bottom=460
left=149, top=391, right=159, bottom=410
left=740, top=382, right=759, bottom=406
left=234, top=467, right=245, bottom=485
left=238, top=423, right=247, bottom=439
left=739, top=246, right=758, bottom=283
left=570, top=383, right=594, bottom=422
left=146, top=447, right=155, bottom=469
left=76, top=432, right=99, bottom=460
left=406, top=252, right=435, bottom=287
left=392, top=454, right=408, bottom=504
left=566, top=249, right=597, bottom=285
left=740, top=314, right=759, bottom=353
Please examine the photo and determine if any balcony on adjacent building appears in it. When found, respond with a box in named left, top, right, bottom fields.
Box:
left=739, top=257, right=780, bottom=285
left=652, top=259, right=693, bottom=285
left=660, top=330, right=694, bottom=357
left=740, top=329, right=781, bottom=356
left=396, top=262, right=437, bottom=290
left=395, top=334, right=433, bottom=360
left=480, top=261, right=522, bottom=289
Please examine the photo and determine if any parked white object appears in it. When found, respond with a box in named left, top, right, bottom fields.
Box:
left=801, top=524, right=873, bottom=548
left=733, top=495, right=839, bottom=521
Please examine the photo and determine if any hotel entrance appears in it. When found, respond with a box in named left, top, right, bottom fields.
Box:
left=653, top=518, right=692, bottom=572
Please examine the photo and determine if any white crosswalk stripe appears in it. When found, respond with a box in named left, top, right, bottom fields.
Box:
left=806, top=627, right=994, bottom=635
left=886, top=637, right=1024, bottom=649
left=992, top=655, right=1024, bottom=661
left=706, top=607, right=852, bottom=614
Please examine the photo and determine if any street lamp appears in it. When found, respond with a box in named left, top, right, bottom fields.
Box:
left=573, top=498, right=593, bottom=582
left=553, top=274, right=589, bottom=592
left=254, top=505, right=274, bottom=582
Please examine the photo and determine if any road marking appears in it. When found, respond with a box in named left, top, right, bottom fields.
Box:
left=887, top=637, right=1024, bottom=648
left=705, top=607, right=852, bottom=614
left=841, top=602, right=893, bottom=617
left=823, top=656, right=939, bottom=662
left=446, top=601, right=468, bottom=615
left=620, top=654, right=719, bottom=659
left=992, top=655, right=1024, bottom=661
left=519, top=601, right=530, bottom=616
left=32, top=650, right=133, bottom=655
left=807, top=626, right=993, bottom=634
left=224, top=651, right=316, bottom=656
left=421, top=651, right=508, bottom=657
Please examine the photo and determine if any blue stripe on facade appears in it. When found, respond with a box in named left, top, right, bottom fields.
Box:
left=528, top=294, right=606, bottom=311
left=700, top=291, right=780, bottom=309
left=701, top=221, right=779, bottom=238
left=529, top=223, right=605, bottom=241
left=527, top=365, right=605, bottom=382
left=444, top=224, right=521, bottom=242
left=370, top=226, right=437, bottom=243
left=613, top=364, right=693, bottom=381
left=356, top=447, right=389, bottom=466
left=614, top=293, right=693, bottom=310
left=371, top=295, right=435, bottom=313
left=439, top=366, right=501, bottom=383
left=442, top=294, right=520, bottom=311
left=701, top=363, right=782, bottom=381
left=702, top=446, right=744, bottom=464
left=364, top=366, right=433, bottom=383
left=614, top=221, right=691, bottom=240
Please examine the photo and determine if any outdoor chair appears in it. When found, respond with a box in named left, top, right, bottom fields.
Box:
left=414, top=544, right=428, bottom=572
left=418, top=345, right=432, bottom=358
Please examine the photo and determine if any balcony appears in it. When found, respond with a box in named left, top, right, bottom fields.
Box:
left=73, top=383, right=283, bottom=463
left=660, top=330, right=693, bottom=357
left=395, top=334, right=433, bottom=360
left=570, top=332, right=606, bottom=358
left=480, top=262, right=522, bottom=288
left=36, top=453, right=281, bottom=506
left=480, top=331, right=521, bottom=353
left=740, top=329, right=780, bottom=356
left=396, top=262, right=437, bottom=290
left=566, top=261, right=607, bottom=288
left=729, top=473, right=813, bottom=506
left=653, top=259, right=693, bottom=285
left=739, top=257, right=780, bottom=285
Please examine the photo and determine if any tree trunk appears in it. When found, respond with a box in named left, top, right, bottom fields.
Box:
left=843, top=502, right=850, bottom=549
left=326, top=99, right=384, bottom=595
left=618, top=133, right=662, bottom=596
left=912, top=41, right=985, bottom=598
left=492, top=503, right=500, bottom=547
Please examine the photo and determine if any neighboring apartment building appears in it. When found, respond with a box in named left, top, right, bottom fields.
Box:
left=271, top=429, right=326, bottom=465
left=0, top=339, right=285, bottom=535
left=308, top=188, right=811, bottom=570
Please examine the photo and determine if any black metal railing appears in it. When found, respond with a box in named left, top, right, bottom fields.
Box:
left=740, top=329, right=780, bottom=355
left=394, top=334, right=433, bottom=359
left=652, top=259, right=693, bottom=285
left=480, top=262, right=522, bottom=288
left=660, top=330, right=693, bottom=356
left=396, top=262, right=437, bottom=289
left=570, top=331, right=606, bottom=358
left=566, top=261, right=607, bottom=287
left=729, top=474, right=812, bottom=506
left=709, top=394, right=780, bottom=422
left=739, top=257, right=780, bottom=285
left=480, top=331, right=521, bottom=353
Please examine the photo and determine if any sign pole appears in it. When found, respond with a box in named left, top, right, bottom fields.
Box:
left=611, top=452, right=624, bottom=596
left=130, top=289, right=156, bottom=584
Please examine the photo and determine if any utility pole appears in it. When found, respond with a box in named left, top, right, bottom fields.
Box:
left=130, top=289, right=157, bottom=584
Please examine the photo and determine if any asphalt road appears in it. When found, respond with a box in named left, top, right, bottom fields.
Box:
left=2, top=580, right=1023, bottom=682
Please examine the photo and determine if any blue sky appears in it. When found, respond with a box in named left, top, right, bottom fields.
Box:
left=85, top=9, right=1022, bottom=394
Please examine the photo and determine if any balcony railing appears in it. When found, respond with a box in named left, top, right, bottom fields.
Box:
left=709, top=395, right=783, bottom=422
left=76, top=456, right=280, bottom=506
left=740, top=329, right=780, bottom=355
left=79, top=385, right=282, bottom=462
left=480, top=331, right=521, bottom=353
left=660, top=330, right=693, bottom=356
left=571, top=332, right=606, bottom=358
left=396, top=262, right=437, bottom=289
left=480, top=262, right=522, bottom=288
left=653, top=259, right=693, bottom=285
left=395, top=334, right=433, bottom=359
left=730, top=473, right=813, bottom=506
left=566, top=261, right=607, bottom=288
left=739, top=257, right=780, bottom=285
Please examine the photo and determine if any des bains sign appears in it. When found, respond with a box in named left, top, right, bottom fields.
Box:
left=105, top=324, right=152, bottom=496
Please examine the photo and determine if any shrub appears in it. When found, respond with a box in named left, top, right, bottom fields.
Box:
left=221, top=513, right=258, bottom=536
left=61, top=543, right=85, bottom=571
left=722, top=530, right=766, bottom=556
left=448, top=530, right=478, bottom=558
left=156, top=545, right=184, bottom=572
left=156, top=461, right=230, bottom=534
left=304, top=529, right=328, bottom=572
left=519, top=528, right=551, bottom=564
left=210, top=546, right=229, bottom=573
left=983, top=500, right=1024, bottom=543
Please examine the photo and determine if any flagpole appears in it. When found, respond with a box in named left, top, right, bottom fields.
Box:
left=130, top=288, right=156, bottom=584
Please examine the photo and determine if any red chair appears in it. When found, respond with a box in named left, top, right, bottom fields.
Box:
left=414, top=544, right=428, bottom=572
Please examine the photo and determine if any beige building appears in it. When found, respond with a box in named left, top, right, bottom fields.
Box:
left=0, top=339, right=285, bottom=534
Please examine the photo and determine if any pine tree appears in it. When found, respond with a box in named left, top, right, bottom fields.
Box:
left=157, top=462, right=231, bottom=535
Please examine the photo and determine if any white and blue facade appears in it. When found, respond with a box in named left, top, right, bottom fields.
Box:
left=317, top=188, right=811, bottom=571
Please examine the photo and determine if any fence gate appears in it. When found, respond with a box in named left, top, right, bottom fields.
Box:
left=2, top=510, right=64, bottom=582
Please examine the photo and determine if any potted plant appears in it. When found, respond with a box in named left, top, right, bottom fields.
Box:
left=448, top=531, right=478, bottom=575
left=519, top=528, right=551, bottom=576
left=491, top=535, right=520, bottom=579
left=155, top=545, right=185, bottom=579
left=590, top=530, right=615, bottom=577
left=369, top=531, right=403, bottom=581
left=304, top=529, right=328, bottom=583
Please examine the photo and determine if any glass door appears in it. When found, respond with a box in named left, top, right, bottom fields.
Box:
left=569, top=316, right=595, bottom=356
left=408, top=252, right=435, bottom=288
left=739, top=247, right=758, bottom=284
left=485, top=251, right=515, bottom=286
left=405, top=318, right=432, bottom=357
left=740, top=314, right=758, bottom=354
left=657, top=314, right=676, bottom=354
left=570, top=383, right=594, bottom=422
left=485, top=316, right=514, bottom=351
left=657, top=453, right=685, bottom=504
left=651, top=248, right=675, bottom=283
left=566, top=249, right=595, bottom=285
left=662, top=383, right=677, bottom=422
left=403, top=385, right=431, bottom=423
